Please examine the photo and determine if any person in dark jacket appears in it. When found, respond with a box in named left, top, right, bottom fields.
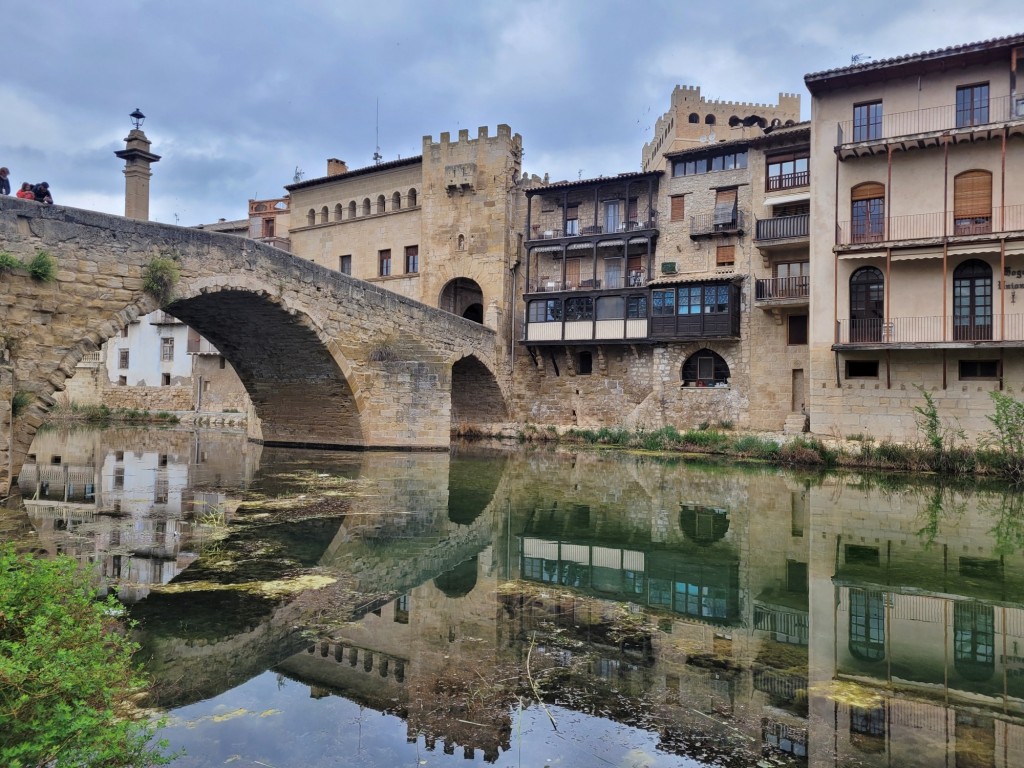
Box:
left=0, top=167, right=10, bottom=196
left=32, top=182, right=52, bottom=204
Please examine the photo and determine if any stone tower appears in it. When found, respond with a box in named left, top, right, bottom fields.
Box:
left=114, top=112, right=161, bottom=221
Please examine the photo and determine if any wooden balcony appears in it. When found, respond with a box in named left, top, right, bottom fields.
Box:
left=754, top=276, right=809, bottom=307
left=690, top=209, right=745, bottom=239
left=834, top=314, right=1024, bottom=349
left=836, top=95, right=1024, bottom=158
left=836, top=205, right=1024, bottom=247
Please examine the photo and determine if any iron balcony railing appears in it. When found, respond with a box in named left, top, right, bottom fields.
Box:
left=837, top=94, right=1022, bottom=144
left=836, top=314, right=1024, bottom=344
left=755, top=213, right=809, bottom=242
left=528, top=218, right=656, bottom=241
left=690, top=209, right=744, bottom=237
left=528, top=272, right=648, bottom=293
left=755, top=275, right=809, bottom=302
left=836, top=204, right=1024, bottom=245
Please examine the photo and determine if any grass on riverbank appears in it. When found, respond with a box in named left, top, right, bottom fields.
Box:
left=46, top=401, right=180, bottom=425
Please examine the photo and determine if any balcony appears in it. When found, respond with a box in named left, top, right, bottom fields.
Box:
left=755, top=213, right=809, bottom=243
left=837, top=205, right=1024, bottom=247
left=527, top=271, right=649, bottom=294
left=528, top=219, right=655, bottom=242
left=836, top=95, right=1024, bottom=157
left=754, top=276, right=809, bottom=307
left=835, top=314, right=1024, bottom=348
left=765, top=170, right=809, bottom=192
left=690, top=209, right=745, bottom=239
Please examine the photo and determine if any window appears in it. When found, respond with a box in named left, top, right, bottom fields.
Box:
left=953, top=170, right=992, bottom=235
left=688, top=112, right=700, bottom=123
left=788, top=314, right=808, bottom=345
left=408, top=188, right=418, bottom=207
left=670, top=195, right=685, bottom=222
left=457, top=234, right=465, bottom=251
left=161, top=372, right=171, bottom=386
left=376, top=194, right=386, bottom=214
left=154, top=478, right=169, bottom=505
left=626, top=296, right=647, bottom=318
left=117, top=375, right=127, bottom=386
left=564, top=296, right=594, bottom=321
left=956, top=83, right=989, bottom=127
left=528, top=299, right=561, bottom=322
left=849, top=266, right=884, bottom=342
left=716, top=245, right=735, bottom=268
left=113, top=467, right=124, bottom=489
left=348, top=201, right=357, bottom=219
left=849, top=589, right=886, bottom=661
left=852, top=100, right=882, bottom=141
left=392, top=191, right=401, bottom=210
left=565, top=203, right=579, bottom=235
left=953, top=259, right=993, bottom=340
left=333, top=203, right=343, bottom=221
left=604, top=200, right=622, bottom=232
left=160, top=337, right=174, bottom=362
left=766, top=152, right=809, bottom=191
left=954, top=602, right=994, bottom=681
left=361, top=198, right=371, bottom=216
left=262, top=217, right=275, bottom=237
left=339, top=254, right=352, bottom=275
left=682, top=349, right=730, bottom=386
left=378, top=249, right=391, bottom=277
left=404, top=245, right=419, bottom=273
left=577, top=351, right=593, bottom=375
left=845, top=360, right=879, bottom=378
left=851, top=183, right=885, bottom=243
left=394, top=594, right=409, bottom=624
left=959, top=360, right=1000, bottom=379
left=672, top=149, right=747, bottom=177
left=319, top=206, right=328, bottom=224
left=118, top=349, right=129, bottom=369
left=714, top=189, right=737, bottom=229
left=306, top=209, right=315, bottom=226
left=595, top=295, right=624, bottom=319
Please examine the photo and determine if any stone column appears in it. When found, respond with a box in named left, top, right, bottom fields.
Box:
left=114, top=128, right=161, bottom=220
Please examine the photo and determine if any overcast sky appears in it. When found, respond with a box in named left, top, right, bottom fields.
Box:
left=2, top=1, right=1019, bottom=226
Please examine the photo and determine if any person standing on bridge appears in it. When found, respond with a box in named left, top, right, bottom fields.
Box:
left=32, top=182, right=52, bottom=204
left=16, top=183, right=34, bottom=200
left=0, top=167, right=10, bottom=196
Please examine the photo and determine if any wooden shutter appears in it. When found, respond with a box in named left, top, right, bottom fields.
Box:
left=852, top=182, right=885, bottom=201
left=714, top=188, right=737, bottom=225
left=954, top=171, right=992, bottom=218
left=716, top=245, right=735, bottom=266
left=670, top=195, right=685, bottom=221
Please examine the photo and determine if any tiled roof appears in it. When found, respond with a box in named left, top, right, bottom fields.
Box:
left=664, top=134, right=751, bottom=159
left=805, top=32, right=1024, bottom=88
left=527, top=170, right=662, bottom=195
left=285, top=155, right=423, bottom=192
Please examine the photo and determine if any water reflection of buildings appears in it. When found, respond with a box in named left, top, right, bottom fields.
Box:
left=18, top=427, right=259, bottom=601
left=810, top=480, right=1024, bottom=767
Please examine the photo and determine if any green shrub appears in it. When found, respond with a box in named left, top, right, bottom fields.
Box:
left=732, top=435, right=780, bottom=458
left=985, top=390, right=1024, bottom=485
left=11, top=390, right=33, bottom=418
left=142, top=256, right=181, bottom=304
left=26, top=250, right=57, bottom=282
left=0, top=250, right=19, bottom=274
left=0, top=546, right=172, bottom=767
left=681, top=428, right=729, bottom=450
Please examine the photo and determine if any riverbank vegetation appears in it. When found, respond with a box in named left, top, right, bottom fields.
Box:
left=0, top=546, right=172, bottom=767
left=512, top=389, right=1024, bottom=486
left=45, top=401, right=180, bottom=426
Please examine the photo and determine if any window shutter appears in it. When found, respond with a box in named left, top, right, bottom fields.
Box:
left=954, top=171, right=992, bottom=218
left=716, top=245, right=735, bottom=266
left=852, top=182, right=885, bottom=201
left=714, top=188, right=737, bottom=224
left=670, top=195, right=685, bottom=221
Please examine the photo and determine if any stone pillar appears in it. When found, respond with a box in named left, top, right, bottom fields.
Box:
left=114, top=128, right=161, bottom=220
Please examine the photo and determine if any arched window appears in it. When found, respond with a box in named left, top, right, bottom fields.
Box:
left=376, top=194, right=386, bottom=214
left=705, top=114, right=716, bottom=125
left=954, top=170, right=992, bottom=235
left=457, top=233, right=465, bottom=251
left=392, top=191, right=401, bottom=210
left=348, top=201, right=357, bottom=219
left=954, top=602, right=994, bottom=681
left=682, top=349, right=730, bottom=387
left=319, top=206, right=329, bottom=224
left=728, top=115, right=741, bottom=127
left=577, top=351, right=593, bottom=375
left=334, top=203, right=343, bottom=221
left=306, top=209, right=316, bottom=226
left=851, top=182, right=885, bottom=243
left=850, top=267, right=884, bottom=342
left=849, top=589, right=885, bottom=661
left=408, top=188, right=418, bottom=207
left=362, top=198, right=371, bottom=216
left=953, top=259, right=993, bottom=340
left=688, top=112, right=700, bottom=124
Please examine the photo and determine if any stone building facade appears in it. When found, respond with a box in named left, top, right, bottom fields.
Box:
left=806, top=33, right=1024, bottom=441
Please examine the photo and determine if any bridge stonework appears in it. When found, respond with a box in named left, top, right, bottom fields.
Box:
left=0, top=198, right=509, bottom=494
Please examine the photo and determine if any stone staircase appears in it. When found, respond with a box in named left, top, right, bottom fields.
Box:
left=783, top=413, right=809, bottom=435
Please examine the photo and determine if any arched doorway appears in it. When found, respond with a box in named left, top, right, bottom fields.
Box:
left=439, top=277, right=484, bottom=323
left=850, top=267, right=884, bottom=342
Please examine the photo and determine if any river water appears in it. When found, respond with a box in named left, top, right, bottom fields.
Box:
left=4, top=425, right=1024, bottom=767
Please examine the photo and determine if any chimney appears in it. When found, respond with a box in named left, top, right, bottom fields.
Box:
left=114, top=113, right=161, bottom=221
left=327, top=158, right=348, bottom=176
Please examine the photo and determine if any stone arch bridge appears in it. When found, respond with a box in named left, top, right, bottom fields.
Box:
left=0, top=198, right=510, bottom=494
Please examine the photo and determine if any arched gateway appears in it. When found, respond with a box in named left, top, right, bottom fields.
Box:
left=0, top=198, right=510, bottom=493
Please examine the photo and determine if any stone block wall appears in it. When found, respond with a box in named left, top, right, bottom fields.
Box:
left=1, top=365, right=11, bottom=494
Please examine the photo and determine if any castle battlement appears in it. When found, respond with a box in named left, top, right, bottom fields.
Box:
left=422, top=124, right=519, bottom=152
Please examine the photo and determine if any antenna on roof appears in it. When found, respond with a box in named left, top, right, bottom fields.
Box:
left=293, top=166, right=304, bottom=183
left=373, top=97, right=383, bottom=165
left=851, top=53, right=872, bottom=64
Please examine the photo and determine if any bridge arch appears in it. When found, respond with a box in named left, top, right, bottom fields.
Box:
left=439, top=277, right=484, bottom=323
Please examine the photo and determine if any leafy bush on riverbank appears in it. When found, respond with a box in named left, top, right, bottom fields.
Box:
left=0, top=546, right=172, bottom=767
left=47, top=401, right=180, bottom=425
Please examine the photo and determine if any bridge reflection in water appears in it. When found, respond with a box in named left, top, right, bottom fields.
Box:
left=7, top=427, right=1024, bottom=767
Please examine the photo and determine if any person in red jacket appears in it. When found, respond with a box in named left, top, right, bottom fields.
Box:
left=16, top=183, right=35, bottom=200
